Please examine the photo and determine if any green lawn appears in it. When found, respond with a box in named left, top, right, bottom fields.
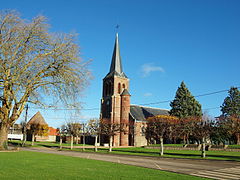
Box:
left=69, top=147, right=240, bottom=161
left=228, top=144, right=240, bottom=149
left=8, top=140, right=89, bottom=147
left=149, top=144, right=184, bottom=147
left=9, top=141, right=240, bottom=161
left=0, top=151, right=204, bottom=180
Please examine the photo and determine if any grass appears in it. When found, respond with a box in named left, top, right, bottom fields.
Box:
left=0, top=151, right=204, bottom=180
left=149, top=144, right=184, bottom=147
left=8, top=140, right=89, bottom=148
left=9, top=140, right=240, bottom=161
left=112, top=147, right=240, bottom=161
left=69, top=146, right=240, bottom=161
left=228, top=144, right=240, bottom=149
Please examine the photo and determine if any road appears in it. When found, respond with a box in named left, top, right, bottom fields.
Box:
left=22, top=147, right=240, bottom=180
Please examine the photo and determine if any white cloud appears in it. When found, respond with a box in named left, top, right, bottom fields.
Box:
left=141, top=63, right=165, bottom=77
left=144, top=93, right=153, bottom=97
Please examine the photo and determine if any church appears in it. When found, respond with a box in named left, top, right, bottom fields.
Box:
left=100, top=34, right=168, bottom=147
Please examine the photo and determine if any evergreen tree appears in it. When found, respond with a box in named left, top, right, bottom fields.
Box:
left=170, top=81, right=202, bottom=118
left=221, top=87, right=240, bottom=117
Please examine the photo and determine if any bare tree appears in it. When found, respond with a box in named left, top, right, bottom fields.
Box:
left=88, top=118, right=100, bottom=151
left=100, top=119, right=122, bottom=152
left=59, top=125, right=68, bottom=150
left=0, top=10, right=91, bottom=150
left=65, top=122, right=82, bottom=150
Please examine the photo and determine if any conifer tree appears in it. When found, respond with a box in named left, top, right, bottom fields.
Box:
left=221, top=87, right=240, bottom=117
left=170, top=81, right=202, bottom=118
left=220, top=87, right=240, bottom=144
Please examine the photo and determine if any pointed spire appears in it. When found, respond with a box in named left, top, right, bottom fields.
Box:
left=107, top=33, right=127, bottom=78
left=110, top=33, right=122, bottom=74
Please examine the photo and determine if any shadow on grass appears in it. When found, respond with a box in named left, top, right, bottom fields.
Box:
left=112, top=149, right=240, bottom=160
left=113, top=149, right=160, bottom=156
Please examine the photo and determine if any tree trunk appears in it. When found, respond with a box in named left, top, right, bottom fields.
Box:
left=21, top=123, right=27, bottom=147
left=70, top=135, right=73, bottom=150
left=94, top=135, right=98, bottom=152
left=60, top=136, right=62, bottom=150
left=31, top=134, right=35, bottom=146
left=183, top=134, right=186, bottom=144
left=0, top=125, right=9, bottom=150
left=82, top=134, right=85, bottom=151
left=159, top=136, right=164, bottom=156
left=236, top=133, right=240, bottom=145
left=76, top=135, right=78, bottom=144
left=201, top=137, right=206, bottom=158
left=186, top=134, right=190, bottom=144
left=173, top=137, right=176, bottom=144
left=109, top=136, right=113, bottom=152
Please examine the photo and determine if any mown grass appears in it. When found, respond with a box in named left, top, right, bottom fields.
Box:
left=113, top=147, right=240, bottom=161
left=69, top=147, right=240, bottom=161
left=0, top=151, right=204, bottom=180
left=148, top=144, right=184, bottom=147
left=9, top=140, right=240, bottom=161
left=8, top=140, right=89, bottom=148
left=228, top=144, right=240, bottom=149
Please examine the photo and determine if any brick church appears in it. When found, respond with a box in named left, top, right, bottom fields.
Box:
left=100, top=34, right=168, bottom=147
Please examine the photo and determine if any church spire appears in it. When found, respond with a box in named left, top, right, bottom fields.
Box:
left=107, top=33, right=127, bottom=78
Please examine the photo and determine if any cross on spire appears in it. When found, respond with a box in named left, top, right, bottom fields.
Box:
left=116, top=24, right=120, bottom=31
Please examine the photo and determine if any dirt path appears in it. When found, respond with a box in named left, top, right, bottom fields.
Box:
left=22, top=147, right=240, bottom=180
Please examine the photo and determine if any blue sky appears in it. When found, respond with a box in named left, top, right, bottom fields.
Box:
left=2, top=0, right=240, bottom=127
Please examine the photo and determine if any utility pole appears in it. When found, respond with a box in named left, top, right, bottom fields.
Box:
left=22, top=104, right=28, bottom=146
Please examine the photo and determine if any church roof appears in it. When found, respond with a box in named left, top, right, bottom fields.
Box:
left=121, top=89, right=131, bottom=96
left=27, top=111, right=47, bottom=126
left=105, top=33, right=127, bottom=79
left=130, top=105, right=169, bottom=122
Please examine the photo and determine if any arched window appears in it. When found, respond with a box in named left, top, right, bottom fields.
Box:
left=106, top=83, right=109, bottom=95
left=118, top=83, right=121, bottom=94
left=108, top=83, right=111, bottom=95
left=104, top=83, right=107, bottom=96
left=109, top=82, right=113, bottom=95
left=122, top=84, right=125, bottom=89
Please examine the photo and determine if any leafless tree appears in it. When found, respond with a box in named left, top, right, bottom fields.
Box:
left=88, top=118, right=100, bottom=151
left=65, top=122, right=82, bottom=149
left=100, top=119, right=122, bottom=152
left=0, top=10, right=91, bottom=150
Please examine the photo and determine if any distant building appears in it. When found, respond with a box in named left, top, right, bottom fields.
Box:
left=100, top=34, right=168, bottom=147
left=27, top=111, right=58, bottom=142
left=8, top=124, right=23, bottom=140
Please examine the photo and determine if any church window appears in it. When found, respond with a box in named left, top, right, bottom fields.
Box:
left=122, top=84, right=125, bottom=89
left=109, top=82, right=113, bottom=95
left=106, top=83, right=109, bottom=95
left=118, top=83, right=121, bottom=94
left=104, top=84, right=107, bottom=96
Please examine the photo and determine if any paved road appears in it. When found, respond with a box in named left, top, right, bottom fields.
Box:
left=22, top=147, right=240, bottom=180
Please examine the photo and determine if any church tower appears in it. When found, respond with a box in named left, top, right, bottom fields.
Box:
left=100, top=33, right=130, bottom=146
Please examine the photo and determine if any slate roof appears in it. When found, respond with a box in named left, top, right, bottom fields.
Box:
left=105, top=33, right=127, bottom=79
left=27, top=111, right=47, bottom=126
left=121, top=89, right=131, bottom=96
left=130, top=105, right=169, bottom=122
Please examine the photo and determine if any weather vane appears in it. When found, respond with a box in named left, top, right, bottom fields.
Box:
left=115, top=24, right=120, bottom=32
